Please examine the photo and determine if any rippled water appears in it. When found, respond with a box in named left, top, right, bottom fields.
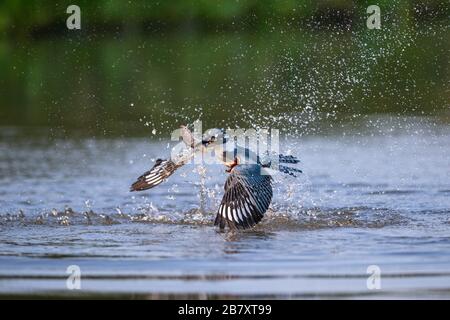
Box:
left=1, top=117, right=450, bottom=299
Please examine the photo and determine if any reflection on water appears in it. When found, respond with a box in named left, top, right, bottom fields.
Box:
left=0, top=119, right=449, bottom=298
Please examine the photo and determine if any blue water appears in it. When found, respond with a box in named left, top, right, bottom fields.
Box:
left=1, top=117, right=450, bottom=298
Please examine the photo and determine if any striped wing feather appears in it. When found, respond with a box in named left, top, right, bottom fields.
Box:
left=130, top=159, right=180, bottom=191
left=215, top=164, right=273, bottom=230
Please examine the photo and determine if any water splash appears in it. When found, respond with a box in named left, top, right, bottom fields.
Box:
left=0, top=205, right=408, bottom=231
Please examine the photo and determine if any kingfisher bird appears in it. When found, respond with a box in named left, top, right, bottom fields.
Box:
left=130, top=126, right=301, bottom=230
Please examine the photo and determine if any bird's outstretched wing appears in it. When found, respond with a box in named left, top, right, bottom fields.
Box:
left=130, top=125, right=197, bottom=192
left=130, top=159, right=182, bottom=191
left=214, top=164, right=273, bottom=230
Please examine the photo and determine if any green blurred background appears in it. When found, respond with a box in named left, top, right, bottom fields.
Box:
left=0, top=0, right=448, bottom=136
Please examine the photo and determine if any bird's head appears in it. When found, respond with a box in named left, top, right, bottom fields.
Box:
left=202, top=128, right=226, bottom=149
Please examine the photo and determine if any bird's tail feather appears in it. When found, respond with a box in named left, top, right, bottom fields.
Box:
left=278, top=165, right=303, bottom=177
left=278, top=154, right=300, bottom=164
left=277, top=154, right=302, bottom=177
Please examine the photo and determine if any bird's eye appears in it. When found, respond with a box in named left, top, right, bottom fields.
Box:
left=210, top=136, right=216, bottom=142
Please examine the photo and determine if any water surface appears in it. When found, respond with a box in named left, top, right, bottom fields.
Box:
left=1, top=117, right=449, bottom=299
